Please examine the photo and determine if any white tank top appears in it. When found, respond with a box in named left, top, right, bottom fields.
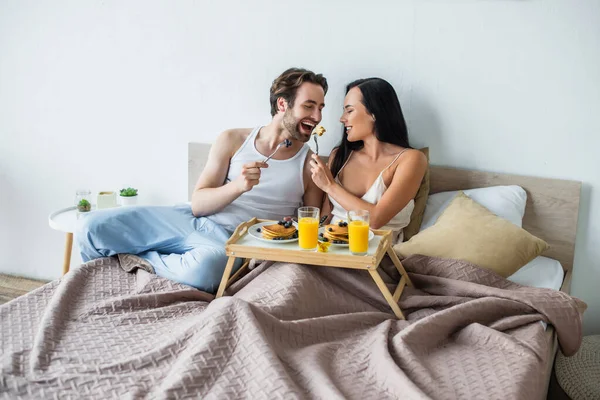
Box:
left=328, top=149, right=415, bottom=243
left=207, top=127, right=309, bottom=233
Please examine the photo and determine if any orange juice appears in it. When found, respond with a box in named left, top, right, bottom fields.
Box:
left=298, top=217, right=319, bottom=250
left=348, top=220, right=370, bottom=255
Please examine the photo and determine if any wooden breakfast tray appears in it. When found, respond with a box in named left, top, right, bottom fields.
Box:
left=215, top=218, right=413, bottom=319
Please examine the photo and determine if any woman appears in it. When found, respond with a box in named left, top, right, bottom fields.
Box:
left=309, top=78, right=427, bottom=243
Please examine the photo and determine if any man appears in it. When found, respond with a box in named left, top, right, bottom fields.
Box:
left=77, top=67, right=327, bottom=294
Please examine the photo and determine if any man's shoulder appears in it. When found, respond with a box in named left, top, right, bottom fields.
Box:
left=211, top=128, right=256, bottom=159
left=218, top=128, right=254, bottom=143
left=213, top=128, right=255, bottom=153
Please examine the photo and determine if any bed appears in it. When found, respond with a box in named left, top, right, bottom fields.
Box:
left=0, top=143, right=584, bottom=399
left=189, top=143, right=583, bottom=398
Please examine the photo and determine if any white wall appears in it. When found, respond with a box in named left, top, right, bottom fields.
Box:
left=1, top=1, right=598, bottom=333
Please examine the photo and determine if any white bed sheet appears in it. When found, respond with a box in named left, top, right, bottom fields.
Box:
left=507, top=256, right=565, bottom=330
left=507, top=256, right=564, bottom=291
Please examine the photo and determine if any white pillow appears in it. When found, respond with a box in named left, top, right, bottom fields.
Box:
left=507, top=256, right=564, bottom=291
left=420, top=185, right=527, bottom=231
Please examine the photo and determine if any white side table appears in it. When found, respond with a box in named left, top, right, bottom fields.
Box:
left=48, top=206, right=80, bottom=275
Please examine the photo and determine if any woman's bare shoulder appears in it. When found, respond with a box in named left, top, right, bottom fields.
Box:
left=394, top=148, right=428, bottom=173
left=402, top=148, right=428, bottom=162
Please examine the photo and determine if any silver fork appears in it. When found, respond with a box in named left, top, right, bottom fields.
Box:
left=264, top=139, right=292, bottom=163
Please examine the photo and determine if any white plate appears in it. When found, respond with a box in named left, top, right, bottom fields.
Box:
left=318, top=226, right=374, bottom=247
left=247, top=221, right=298, bottom=244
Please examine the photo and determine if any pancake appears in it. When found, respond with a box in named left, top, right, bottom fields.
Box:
left=323, top=224, right=348, bottom=236
left=322, top=223, right=349, bottom=243
left=313, top=125, right=326, bottom=137
left=323, top=233, right=349, bottom=244
left=262, top=224, right=296, bottom=236
left=262, top=231, right=295, bottom=240
left=261, top=222, right=297, bottom=240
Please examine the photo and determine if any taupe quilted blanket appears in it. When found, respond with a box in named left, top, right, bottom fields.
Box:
left=0, top=255, right=586, bottom=399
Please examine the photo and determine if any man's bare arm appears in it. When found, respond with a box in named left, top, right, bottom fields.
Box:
left=191, top=130, right=266, bottom=217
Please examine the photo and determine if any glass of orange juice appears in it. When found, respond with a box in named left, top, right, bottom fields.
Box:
left=348, top=210, right=370, bottom=256
left=298, top=206, right=319, bottom=251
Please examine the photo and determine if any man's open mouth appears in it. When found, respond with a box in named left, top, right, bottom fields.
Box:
left=300, top=121, right=315, bottom=133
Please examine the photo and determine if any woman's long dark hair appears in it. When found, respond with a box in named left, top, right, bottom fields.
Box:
left=330, top=78, right=411, bottom=178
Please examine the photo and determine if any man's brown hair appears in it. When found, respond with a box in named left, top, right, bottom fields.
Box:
left=269, top=68, right=328, bottom=117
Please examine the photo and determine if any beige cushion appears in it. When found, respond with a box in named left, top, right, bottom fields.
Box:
left=393, top=191, right=549, bottom=277
left=402, top=147, right=430, bottom=241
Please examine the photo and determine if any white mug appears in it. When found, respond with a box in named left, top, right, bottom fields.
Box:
left=97, top=191, right=117, bottom=209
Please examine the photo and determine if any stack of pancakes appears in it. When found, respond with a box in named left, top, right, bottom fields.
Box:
left=322, top=223, right=349, bottom=244
left=261, top=223, right=297, bottom=241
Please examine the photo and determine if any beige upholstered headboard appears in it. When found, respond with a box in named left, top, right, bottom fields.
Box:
left=188, top=142, right=582, bottom=273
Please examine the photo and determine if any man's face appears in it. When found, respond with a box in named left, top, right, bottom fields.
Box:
left=282, top=82, right=326, bottom=143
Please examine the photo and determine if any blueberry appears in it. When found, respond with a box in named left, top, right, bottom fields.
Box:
left=328, top=227, right=333, bottom=232
left=338, top=222, right=344, bottom=227
left=342, top=222, right=348, bottom=227
left=284, top=222, right=292, bottom=228
left=319, top=232, right=323, bottom=237
left=322, top=237, right=329, bottom=242
left=257, top=228, right=261, bottom=233
left=278, top=221, right=284, bottom=225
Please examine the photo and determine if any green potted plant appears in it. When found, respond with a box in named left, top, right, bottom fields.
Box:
left=119, top=187, right=138, bottom=206
left=77, top=199, right=92, bottom=212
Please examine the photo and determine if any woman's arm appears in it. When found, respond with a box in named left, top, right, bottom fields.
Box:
left=317, top=148, right=338, bottom=224
left=311, top=150, right=427, bottom=229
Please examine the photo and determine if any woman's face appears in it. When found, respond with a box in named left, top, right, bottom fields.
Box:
left=339, top=87, right=375, bottom=142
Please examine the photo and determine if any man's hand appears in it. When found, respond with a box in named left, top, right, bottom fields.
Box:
left=234, top=161, right=268, bottom=193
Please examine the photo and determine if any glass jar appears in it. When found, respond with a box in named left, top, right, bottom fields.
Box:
left=75, top=189, right=92, bottom=213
